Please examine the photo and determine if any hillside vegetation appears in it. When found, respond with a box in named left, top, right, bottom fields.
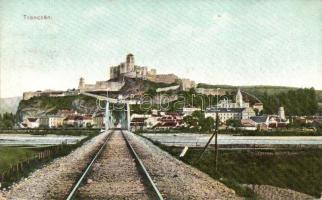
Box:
left=198, top=83, right=321, bottom=114
left=198, top=83, right=322, bottom=100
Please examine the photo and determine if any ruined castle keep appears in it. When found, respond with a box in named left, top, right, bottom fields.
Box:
left=109, top=54, right=178, bottom=84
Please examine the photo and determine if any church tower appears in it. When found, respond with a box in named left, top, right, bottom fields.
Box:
left=278, top=107, right=286, bottom=120
left=235, top=88, right=243, bottom=108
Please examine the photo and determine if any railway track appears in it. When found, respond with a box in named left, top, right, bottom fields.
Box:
left=65, top=130, right=163, bottom=200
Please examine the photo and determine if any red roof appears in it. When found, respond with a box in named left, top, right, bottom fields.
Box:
left=64, top=115, right=84, bottom=121
left=27, top=118, right=38, bottom=122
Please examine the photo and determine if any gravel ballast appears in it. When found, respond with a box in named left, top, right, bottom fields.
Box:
left=124, top=131, right=242, bottom=200
left=77, top=131, right=151, bottom=199
left=1, top=131, right=109, bottom=200
left=1, top=130, right=241, bottom=200
left=246, top=185, right=315, bottom=200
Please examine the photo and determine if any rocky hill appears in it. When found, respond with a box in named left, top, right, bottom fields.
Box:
left=108, top=77, right=178, bottom=97
left=16, top=78, right=178, bottom=120
left=16, top=95, right=97, bottom=121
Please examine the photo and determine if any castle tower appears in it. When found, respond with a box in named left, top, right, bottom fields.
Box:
left=278, top=107, right=286, bottom=120
left=78, top=77, right=85, bottom=89
left=235, top=88, right=243, bottom=108
left=126, top=53, right=135, bottom=72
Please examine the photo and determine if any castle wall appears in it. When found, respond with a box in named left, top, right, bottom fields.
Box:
left=154, top=74, right=178, bottom=84
left=181, top=79, right=196, bottom=91
left=81, top=81, right=125, bottom=92
left=23, top=90, right=79, bottom=100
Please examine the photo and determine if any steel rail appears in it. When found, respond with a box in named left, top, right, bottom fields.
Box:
left=65, top=131, right=112, bottom=200
left=121, top=130, right=164, bottom=200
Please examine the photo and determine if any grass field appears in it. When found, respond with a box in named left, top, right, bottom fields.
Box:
left=0, top=129, right=100, bottom=188
left=162, top=146, right=322, bottom=198
left=0, top=147, right=39, bottom=173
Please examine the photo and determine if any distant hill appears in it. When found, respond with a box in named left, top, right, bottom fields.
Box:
left=197, top=83, right=299, bottom=95
left=197, top=83, right=322, bottom=104
left=0, top=97, right=22, bottom=114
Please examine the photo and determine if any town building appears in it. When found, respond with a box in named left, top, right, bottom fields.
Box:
left=39, top=115, right=65, bottom=128
left=205, top=107, right=256, bottom=123
left=252, top=103, right=264, bottom=113
left=182, top=107, right=201, bottom=116
left=131, top=112, right=183, bottom=130
left=92, top=112, right=105, bottom=128
left=130, top=114, right=151, bottom=130
left=63, top=115, right=84, bottom=127
left=249, top=114, right=290, bottom=130
left=82, top=115, right=93, bottom=127
left=153, top=113, right=183, bottom=129
left=195, top=88, right=226, bottom=96
left=21, top=117, right=40, bottom=128
left=205, top=88, right=256, bottom=123
left=216, top=89, right=250, bottom=108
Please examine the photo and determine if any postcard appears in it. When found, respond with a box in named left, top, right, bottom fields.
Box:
left=0, top=1, right=321, bottom=199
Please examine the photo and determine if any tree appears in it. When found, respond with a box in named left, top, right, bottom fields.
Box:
left=146, top=88, right=157, bottom=97
left=201, top=117, right=215, bottom=132
left=184, top=111, right=215, bottom=132
left=226, top=119, right=241, bottom=127
left=0, top=112, right=15, bottom=129
left=86, top=122, right=93, bottom=129
left=192, top=111, right=204, bottom=121
left=260, top=88, right=318, bottom=116
left=183, top=115, right=198, bottom=129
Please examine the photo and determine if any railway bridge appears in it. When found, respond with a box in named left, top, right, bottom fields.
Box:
left=81, top=91, right=133, bottom=130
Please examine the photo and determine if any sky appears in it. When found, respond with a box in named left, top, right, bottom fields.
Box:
left=0, top=0, right=321, bottom=98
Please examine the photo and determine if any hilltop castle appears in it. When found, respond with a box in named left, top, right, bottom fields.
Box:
left=78, top=54, right=195, bottom=92
left=109, top=54, right=179, bottom=84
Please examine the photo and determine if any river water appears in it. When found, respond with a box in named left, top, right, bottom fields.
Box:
left=0, top=134, right=87, bottom=146
left=142, top=133, right=322, bottom=147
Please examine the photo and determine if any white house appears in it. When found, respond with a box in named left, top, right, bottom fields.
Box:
left=205, top=107, right=256, bottom=123
left=182, top=107, right=201, bottom=116
left=39, top=115, right=65, bottom=128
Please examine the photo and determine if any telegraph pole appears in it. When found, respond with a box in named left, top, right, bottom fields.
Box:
left=215, top=111, right=219, bottom=171
left=194, top=88, right=221, bottom=165
left=105, top=90, right=109, bottom=132
left=215, top=88, right=220, bottom=171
